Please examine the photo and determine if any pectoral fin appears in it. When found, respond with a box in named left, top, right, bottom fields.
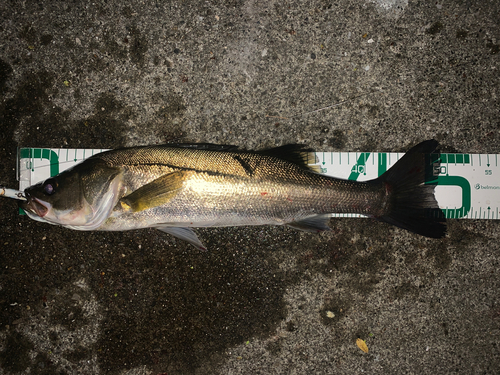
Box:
left=286, top=214, right=331, bottom=233
left=120, top=171, right=188, bottom=212
left=156, top=226, right=207, bottom=251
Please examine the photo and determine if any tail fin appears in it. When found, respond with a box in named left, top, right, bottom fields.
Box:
left=375, top=140, right=446, bottom=238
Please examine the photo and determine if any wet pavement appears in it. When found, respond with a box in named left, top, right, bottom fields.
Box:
left=0, top=0, right=499, bottom=373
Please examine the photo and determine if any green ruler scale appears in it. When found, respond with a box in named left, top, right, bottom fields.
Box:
left=18, top=148, right=500, bottom=220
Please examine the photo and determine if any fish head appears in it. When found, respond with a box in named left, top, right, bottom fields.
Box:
left=20, top=158, right=122, bottom=230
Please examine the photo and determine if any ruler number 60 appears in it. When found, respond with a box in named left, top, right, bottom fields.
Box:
left=485, top=170, right=492, bottom=175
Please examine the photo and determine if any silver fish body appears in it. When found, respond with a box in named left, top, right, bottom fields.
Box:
left=20, top=141, right=446, bottom=249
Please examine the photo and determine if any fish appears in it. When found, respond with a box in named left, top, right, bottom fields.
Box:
left=19, top=140, right=446, bottom=250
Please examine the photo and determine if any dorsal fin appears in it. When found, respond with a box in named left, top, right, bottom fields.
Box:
left=258, top=144, right=320, bottom=173
left=166, top=143, right=240, bottom=152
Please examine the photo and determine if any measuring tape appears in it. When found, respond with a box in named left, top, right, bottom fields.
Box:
left=17, top=148, right=500, bottom=219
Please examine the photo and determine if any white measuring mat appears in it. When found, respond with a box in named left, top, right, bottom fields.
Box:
left=17, top=147, right=500, bottom=220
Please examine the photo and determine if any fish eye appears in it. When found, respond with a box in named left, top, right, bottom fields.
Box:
left=43, top=179, right=57, bottom=195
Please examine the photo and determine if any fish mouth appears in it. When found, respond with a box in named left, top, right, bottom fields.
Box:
left=23, top=194, right=49, bottom=218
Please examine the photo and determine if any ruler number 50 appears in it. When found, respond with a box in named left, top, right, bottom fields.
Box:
left=433, top=165, right=447, bottom=176
left=485, top=170, right=492, bottom=175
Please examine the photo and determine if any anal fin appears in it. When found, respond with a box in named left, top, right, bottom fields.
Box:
left=286, top=214, right=331, bottom=233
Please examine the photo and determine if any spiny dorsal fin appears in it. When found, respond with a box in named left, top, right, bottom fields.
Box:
left=166, top=143, right=240, bottom=152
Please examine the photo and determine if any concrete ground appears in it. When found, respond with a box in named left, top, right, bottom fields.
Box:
left=0, top=0, right=499, bottom=374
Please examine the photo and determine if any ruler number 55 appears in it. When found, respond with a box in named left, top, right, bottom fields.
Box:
left=485, top=170, right=493, bottom=175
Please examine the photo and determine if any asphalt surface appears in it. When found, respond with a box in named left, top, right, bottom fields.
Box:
left=0, top=0, right=499, bottom=374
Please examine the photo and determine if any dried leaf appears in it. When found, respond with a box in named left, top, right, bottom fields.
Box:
left=356, top=338, right=368, bottom=353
